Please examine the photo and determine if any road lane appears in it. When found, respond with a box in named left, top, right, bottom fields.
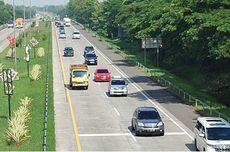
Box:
left=54, top=24, right=195, bottom=151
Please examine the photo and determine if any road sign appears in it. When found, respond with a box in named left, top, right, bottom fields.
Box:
left=142, top=38, right=162, bottom=49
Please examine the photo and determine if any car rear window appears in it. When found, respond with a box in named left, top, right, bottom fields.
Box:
left=138, top=110, right=160, bottom=120
left=111, top=80, right=125, bottom=85
left=86, top=53, right=96, bottom=58
left=97, top=69, right=109, bottom=73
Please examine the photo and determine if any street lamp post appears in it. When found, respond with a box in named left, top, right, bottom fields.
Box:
left=13, top=0, right=17, bottom=72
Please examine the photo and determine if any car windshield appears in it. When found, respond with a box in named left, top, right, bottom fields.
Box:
left=207, top=128, right=230, bottom=140
left=111, top=80, right=125, bottom=85
left=73, top=71, right=87, bottom=78
left=74, top=32, right=80, bottom=34
left=138, top=110, right=160, bottom=120
left=97, top=69, right=109, bottom=73
left=86, top=54, right=96, bottom=58
left=60, top=32, right=65, bottom=34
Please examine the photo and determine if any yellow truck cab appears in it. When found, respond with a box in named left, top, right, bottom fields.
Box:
left=69, top=64, right=90, bottom=90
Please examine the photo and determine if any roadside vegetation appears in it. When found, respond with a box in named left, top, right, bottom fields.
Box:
left=63, top=0, right=230, bottom=116
left=0, top=22, right=54, bottom=150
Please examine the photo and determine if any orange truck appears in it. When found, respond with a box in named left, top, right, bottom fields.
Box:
left=15, top=18, right=23, bottom=28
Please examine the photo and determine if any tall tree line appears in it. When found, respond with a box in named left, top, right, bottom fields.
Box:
left=0, top=1, right=36, bottom=25
left=66, top=0, right=230, bottom=106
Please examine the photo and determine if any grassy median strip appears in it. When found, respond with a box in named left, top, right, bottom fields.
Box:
left=0, top=22, right=55, bottom=150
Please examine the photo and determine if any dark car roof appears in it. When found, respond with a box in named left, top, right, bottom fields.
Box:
left=136, top=107, right=158, bottom=112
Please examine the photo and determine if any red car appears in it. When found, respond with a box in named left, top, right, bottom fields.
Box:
left=94, top=68, right=111, bottom=82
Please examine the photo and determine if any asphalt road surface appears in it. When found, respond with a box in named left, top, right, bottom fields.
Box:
left=53, top=23, right=197, bottom=151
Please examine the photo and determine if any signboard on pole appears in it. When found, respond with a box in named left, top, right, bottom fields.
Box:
left=142, top=38, right=162, bottom=49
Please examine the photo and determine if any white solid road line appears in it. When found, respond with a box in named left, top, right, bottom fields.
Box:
left=128, top=130, right=137, bottom=142
left=104, top=92, right=109, bottom=98
left=113, top=107, right=120, bottom=116
left=79, top=133, right=130, bottom=137
left=71, top=24, right=194, bottom=141
left=78, top=132, right=186, bottom=137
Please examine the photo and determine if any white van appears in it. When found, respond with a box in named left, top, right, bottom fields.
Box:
left=194, top=117, right=230, bottom=152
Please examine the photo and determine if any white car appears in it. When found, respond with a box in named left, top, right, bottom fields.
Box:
left=108, top=76, right=128, bottom=96
left=72, top=31, right=81, bottom=39
left=59, top=32, right=66, bottom=39
left=194, top=117, right=230, bottom=152
left=7, top=22, right=14, bottom=28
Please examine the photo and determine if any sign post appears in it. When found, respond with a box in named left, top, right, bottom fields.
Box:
left=142, top=37, right=162, bottom=67
left=24, top=46, right=30, bottom=77
left=2, top=69, right=14, bottom=119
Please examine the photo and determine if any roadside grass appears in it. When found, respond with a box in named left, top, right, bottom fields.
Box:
left=85, top=30, right=230, bottom=118
left=0, top=22, right=55, bottom=150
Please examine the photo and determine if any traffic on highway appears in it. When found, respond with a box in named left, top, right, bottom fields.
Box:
left=53, top=20, right=196, bottom=151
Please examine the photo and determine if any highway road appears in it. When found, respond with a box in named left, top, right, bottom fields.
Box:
left=0, top=23, right=31, bottom=53
left=53, top=23, right=197, bottom=151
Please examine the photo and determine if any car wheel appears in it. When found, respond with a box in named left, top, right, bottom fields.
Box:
left=85, top=86, right=88, bottom=90
left=135, top=127, right=139, bottom=136
left=194, top=139, right=198, bottom=151
left=108, top=91, right=111, bottom=97
left=131, top=122, right=134, bottom=131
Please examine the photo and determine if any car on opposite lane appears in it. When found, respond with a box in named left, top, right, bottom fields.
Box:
left=63, top=47, right=74, bottom=57
left=108, top=76, right=128, bottom=96
left=131, top=107, right=164, bottom=136
left=94, top=68, right=111, bottom=82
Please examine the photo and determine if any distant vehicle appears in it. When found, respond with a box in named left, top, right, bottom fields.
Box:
left=15, top=18, right=23, bottom=28
left=83, top=46, right=95, bottom=57
left=59, top=26, right=65, bottom=33
left=7, top=21, right=14, bottom=28
left=131, top=107, right=164, bottom=136
left=63, top=17, right=71, bottom=27
left=84, top=53, right=98, bottom=65
left=194, top=117, right=230, bottom=152
left=63, top=47, right=74, bottom=57
left=108, top=76, right=128, bottom=96
left=55, top=20, right=61, bottom=27
left=69, top=64, right=90, bottom=90
left=59, top=32, right=66, bottom=39
left=94, top=68, right=111, bottom=82
left=72, top=31, right=81, bottom=39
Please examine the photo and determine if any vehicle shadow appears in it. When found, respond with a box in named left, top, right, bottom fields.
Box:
left=64, top=84, right=87, bottom=90
left=185, top=143, right=196, bottom=151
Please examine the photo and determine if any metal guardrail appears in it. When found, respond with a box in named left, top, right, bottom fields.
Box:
left=71, top=19, right=230, bottom=123
left=136, top=61, right=230, bottom=122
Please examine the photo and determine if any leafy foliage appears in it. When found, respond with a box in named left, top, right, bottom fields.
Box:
left=67, top=0, right=230, bottom=106
left=6, top=97, right=32, bottom=145
left=29, top=64, right=42, bottom=81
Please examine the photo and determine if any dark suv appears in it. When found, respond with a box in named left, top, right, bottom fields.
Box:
left=84, top=53, right=97, bottom=65
left=83, top=46, right=95, bottom=57
left=131, top=107, right=164, bottom=136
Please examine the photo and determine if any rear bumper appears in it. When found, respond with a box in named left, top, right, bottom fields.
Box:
left=136, top=127, right=164, bottom=135
left=109, top=90, right=128, bottom=96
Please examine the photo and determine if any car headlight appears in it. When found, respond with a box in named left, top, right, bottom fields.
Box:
left=157, top=121, right=163, bottom=127
left=137, top=122, right=144, bottom=127
left=207, top=144, right=215, bottom=152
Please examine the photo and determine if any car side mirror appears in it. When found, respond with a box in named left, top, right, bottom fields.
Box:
left=199, top=133, right=205, bottom=138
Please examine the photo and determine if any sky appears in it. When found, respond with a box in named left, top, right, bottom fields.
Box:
left=4, top=0, right=68, bottom=7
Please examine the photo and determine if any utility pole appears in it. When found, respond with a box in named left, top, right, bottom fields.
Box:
left=23, top=0, right=26, bottom=46
left=13, top=0, right=17, bottom=72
